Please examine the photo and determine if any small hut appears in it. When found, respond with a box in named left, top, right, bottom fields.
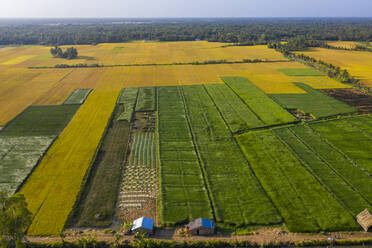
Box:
left=357, top=209, right=372, bottom=232
left=186, top=218, right=215, bottom=236
left=131, top=217, right=154, bottom=235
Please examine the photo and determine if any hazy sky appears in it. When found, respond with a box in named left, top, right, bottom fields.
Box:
left=0, top=0, right=371, bottom=18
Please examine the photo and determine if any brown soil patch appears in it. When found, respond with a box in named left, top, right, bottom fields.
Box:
left=132, top=112, right=155, bottom=132
left=288, top=109, right=314, bottom=121
left=320, top=88, right=372, bottom=114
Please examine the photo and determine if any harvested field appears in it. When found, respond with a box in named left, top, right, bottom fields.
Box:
left=320, top=88, right=372, bottom=113
left=270, top=83, right=357, bottom=119
left=0, top=136, right=54, bottom=195
left=69, top=105, right=130, bottom=227
left=63, top=88, right=92, bottom=105
left=0, top=105, right=79, bottom=136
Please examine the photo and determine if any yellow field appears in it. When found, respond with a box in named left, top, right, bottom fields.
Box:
left=20, top=88, right=119, bottom=235
left=298, top=48, right=372, bottom=87
left=326, top=41, right=358, bottom=49
left=1, top=55, right=36, bottom=65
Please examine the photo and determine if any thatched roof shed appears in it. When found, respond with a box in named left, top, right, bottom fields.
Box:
left=357, top=209, right=372, bottom=232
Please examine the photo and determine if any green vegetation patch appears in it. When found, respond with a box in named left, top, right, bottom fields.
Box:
left=0, top=136, right=54, bottom=195
left=113, top=47, right=124, bottom=51
left=274, top=126, right=372, bottom=216
left=204, top=84, right=264, bottom=133
left=182, top=85, right=281, bottom=226
left=236, top=130, right=358, bottom=232
left=129, top=132, right=156, bottom=167
left=136, top=87, right=156, bottom=112
left=117, top=88, right=139, bottom=122
left=310, top=116, right=372, bottom=175
left=63, top=88, right=92, bottom=105
left=279, top=68, right=324, bottom=76
left=0, top=105, right=79, bottom=136
left=70, top=105, right=131, bottom=227
left=223, top=76, right=297, bottom=126
left=158, top=86, right=213, bottom=225
left=270, top=83, right=357, bottom=118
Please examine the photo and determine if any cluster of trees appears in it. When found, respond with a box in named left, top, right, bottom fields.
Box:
left=0, top=18, right=371, bottom=45
left=0, top=192, right=32, bottom=248
left=50, top=46, right=78, bottom=59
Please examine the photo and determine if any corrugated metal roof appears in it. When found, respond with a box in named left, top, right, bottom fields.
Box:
left=132, top=217, right=154, bottom=231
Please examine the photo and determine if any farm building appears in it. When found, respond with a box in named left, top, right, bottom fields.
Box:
left=186, top=218, right=215, bottom=235
left=357, top=209, right=372, bottom=232
left=131, top=217, right=154, bottom=235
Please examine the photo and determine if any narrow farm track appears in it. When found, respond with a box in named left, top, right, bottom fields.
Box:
left=20, top=89, right=120, bottom=235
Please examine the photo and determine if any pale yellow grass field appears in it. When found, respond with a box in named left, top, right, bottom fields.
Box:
left=326, top=41, right=358, bottom=49
left=299, top=48, right=372, bottom=87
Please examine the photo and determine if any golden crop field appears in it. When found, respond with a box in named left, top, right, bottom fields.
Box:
left=326, top=41, right=358, bottom=49
left=298, top=48, right=372, bottom=87
left=20, top=88, right=119, bottom=235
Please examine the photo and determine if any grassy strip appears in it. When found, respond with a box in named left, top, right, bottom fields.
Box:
left=309, top=118, right=372, bottom=175
left=223, top=77, right=297, bottom=126
left=204, top=84, right=264, bottom=133
left=158, top=86, right=213, bottom=225
left=279, top=68, right=324, bottom=76
left=182, top=85, right=281, bottom=226
left=273, top=126, right=371, bottom=215
left=236, top=130, right=358, bottom=232
left=270, top=83, right=357, bottom=119
left=117, top=88, right=139, bottom=122
left=67, top=104, right=130, bottom=227
left=135, top=87, right=156, bottom=112
left=0, top=105, right=79, bottom=136
left=63, top=89, right=92, bottom=105
left=288, top=123, right=372, bottom=203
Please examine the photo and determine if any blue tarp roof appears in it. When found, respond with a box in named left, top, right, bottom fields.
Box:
left=201, top=218, right=214, bottom=228
left=132, top=217, right=154, bottom=231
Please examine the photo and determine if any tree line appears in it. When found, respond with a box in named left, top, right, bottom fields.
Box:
left=0, top=18, right=371, bottom=45
left=50, top=46, right=78, bottom=59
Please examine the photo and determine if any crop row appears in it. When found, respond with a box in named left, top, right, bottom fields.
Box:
left=63, top=88, right=92, bottom=105
left=0, top=136, right=54, bottom=195
left=129, top=132, right=156, bottom=167
left=157, top=86, right=213, bottom=225
left=270, top=83, right=357, bottom=119
left=236, top=130, right=357, bottom=232
left=117, top=88, right=139, bottom=122
left=181, top=85, right=281, bottom=226
left=136, top=87, right=156, bottom=112
left=310, top=116, right=372, bottom=175
left=274, top=126, right=372, bottom=216
left=204, top=84, right=263, bottom=133
left=222, top=76, right=297, bottom=126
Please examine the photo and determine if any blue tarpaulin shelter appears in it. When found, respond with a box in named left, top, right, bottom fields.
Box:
left=131, top=217, right=154, bottom=234
left=186, top=218, right=215, bottom=235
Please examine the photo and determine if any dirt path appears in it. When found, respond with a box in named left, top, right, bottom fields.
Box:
left=27, top=227, right=372, bottom=245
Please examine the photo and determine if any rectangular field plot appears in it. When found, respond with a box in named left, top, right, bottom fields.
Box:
left=310, top=117, right=372, bottom=175
left=279, top=68, right=324, bottom=76
left=270, top=83, right=357, bottom=119
left=0, top=136, right=54, bottom=195
left=223, top=77, right=297, bottom=126
left=129, top=132, right=156, bottom=167
left=182, top=85, right=281, bottom=226
left=274, top=126, right=372, bottom=216
left=158, top=86, right=213, bottom=225
left=236, top=130, right=358, bottom=232
left=0, top=105, right=79, bottom=136
left=135, top=87, right=156, bottom=112
left=63, top=88, right=92, bottom=105
left=204, top=84, right=264, bottom=133
left=117, top=88, right=138, bottom=122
